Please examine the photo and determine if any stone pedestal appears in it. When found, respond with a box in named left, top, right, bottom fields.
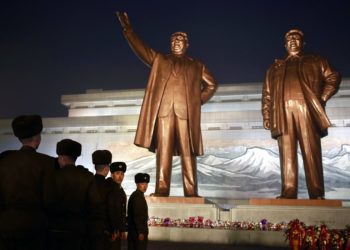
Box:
left=146, top=196, right=219, bottom=220
left=249, top=198, right=342, bottom=207
left=149, top=227, right=287, bottom=247
left=145, top=197, right=350, bottom=246
left=231, top=205, right=350, bottom=229
left=146, top=196, right=205, bottom=204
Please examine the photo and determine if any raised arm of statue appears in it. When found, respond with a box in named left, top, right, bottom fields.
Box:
left=116, top=11, right=132, bottom=32
left=116, top=11, right=157, bottom=67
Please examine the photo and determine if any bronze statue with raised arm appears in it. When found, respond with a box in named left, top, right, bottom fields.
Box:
left=262, top=29, right=341, bottom=199
left=116, top=12, right=217, bottom=197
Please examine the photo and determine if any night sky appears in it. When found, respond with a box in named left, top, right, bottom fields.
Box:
left=1, top=0, right=349, bottom=118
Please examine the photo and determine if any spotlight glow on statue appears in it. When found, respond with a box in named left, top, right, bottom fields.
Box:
left=116, top=12, right=217, bottom=197
left=262, top=29, right=341, bottom=199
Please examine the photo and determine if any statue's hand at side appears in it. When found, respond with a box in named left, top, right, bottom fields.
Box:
left=263, top=120, right=270, bottom=130
left=116, top=11, right=131, bottom=31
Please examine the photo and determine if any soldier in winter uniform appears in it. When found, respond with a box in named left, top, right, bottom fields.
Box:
left=110, top=161, right=128, bottom=250
left=48, top=139, right=103, bottom=250
left=0, top=114, right=56, bottom=250
left=127, top=173, right=150, bottom=250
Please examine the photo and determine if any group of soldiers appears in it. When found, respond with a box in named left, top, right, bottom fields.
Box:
left=0, top=114, right=150, bottom=250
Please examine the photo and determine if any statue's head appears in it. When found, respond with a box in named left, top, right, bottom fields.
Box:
left=170, top=32, right=189, bottom=55
left=284, top=29, right=304, bottom=55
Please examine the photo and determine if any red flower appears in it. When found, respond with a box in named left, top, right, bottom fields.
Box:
left=285, top=219, right=306, bottom=249
left=318, top=224, right=331, bottom=249
left=304, top=225, right=318, bottom=250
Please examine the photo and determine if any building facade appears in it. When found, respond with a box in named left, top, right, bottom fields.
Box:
left=1, top=79, right=350, bottom=199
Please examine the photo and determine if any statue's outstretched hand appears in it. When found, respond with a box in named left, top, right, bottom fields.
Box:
left=116, top=11, right=131, bottom=31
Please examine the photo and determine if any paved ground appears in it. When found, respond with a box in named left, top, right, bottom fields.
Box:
left=121, top=241, right=289, bottom=250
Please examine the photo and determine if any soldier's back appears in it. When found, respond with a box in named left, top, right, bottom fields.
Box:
left=0, top=146, right=56, bottom=230
left=0, top=146, right=56, bottom=250
left=52, top=165, right=98, bottom=230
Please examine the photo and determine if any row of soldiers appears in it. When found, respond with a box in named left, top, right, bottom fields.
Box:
left=0, top=114, right=150, bottom=250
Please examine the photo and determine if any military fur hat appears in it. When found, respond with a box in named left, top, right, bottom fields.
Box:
left=11, top=114, right=43, bottom=139
left=110, top=161, right=127, bottom=173
left=92, top=150, right=112, bottom=165
left=135, top=173, right=150, bottom=184
left=56, top=139, right=82, bottom=158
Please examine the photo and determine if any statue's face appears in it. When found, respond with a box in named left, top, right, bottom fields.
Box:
left=285, top=33, right=303, bottom=55
left=171, top=34, right=188, bottom=55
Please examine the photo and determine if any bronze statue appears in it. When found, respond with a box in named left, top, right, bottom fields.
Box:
left=116, top=12, right=217, bottom=197
left=262, top=29, right=341, bottom=199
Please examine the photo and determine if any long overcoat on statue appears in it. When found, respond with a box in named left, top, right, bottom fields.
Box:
left=122, top=30, right=217, bottom=156
left=262, top=53, right=341, bottom=139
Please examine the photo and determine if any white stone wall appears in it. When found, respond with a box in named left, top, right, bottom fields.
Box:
left=1, top=80, right=349, bottom=199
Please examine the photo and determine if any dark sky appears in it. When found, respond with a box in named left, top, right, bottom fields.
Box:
left=1, top=0, right=349, bottom=118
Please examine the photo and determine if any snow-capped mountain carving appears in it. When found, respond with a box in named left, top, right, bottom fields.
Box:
left=122, top=145, right=350, bottom=199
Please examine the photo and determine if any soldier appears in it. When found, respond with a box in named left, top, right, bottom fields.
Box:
left=0, top=114, right=56, bottom=250
left=92, top=150, right=118, bottom=249
left=48, top=139, right=103, bottom=250
left=109, top=162, right=128, bottom=250
left=127, top=173, right=150, bottom=250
